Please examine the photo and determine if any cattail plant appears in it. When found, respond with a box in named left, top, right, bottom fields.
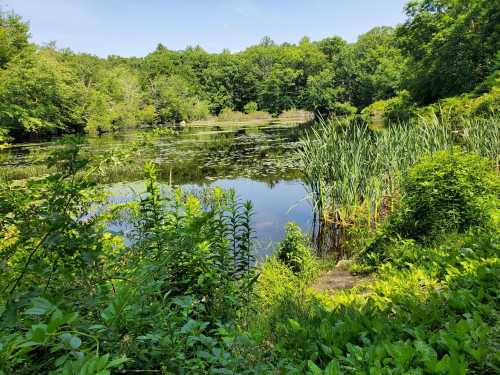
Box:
left=299, top=115, right=499, bottom=257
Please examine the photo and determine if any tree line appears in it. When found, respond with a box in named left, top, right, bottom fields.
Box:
left=0, top=0, right=498, bottom=142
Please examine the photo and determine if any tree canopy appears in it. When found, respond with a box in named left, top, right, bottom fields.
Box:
left=397, top=0, right=500, bottom=103
left=0, top=0, right=498, bottom=141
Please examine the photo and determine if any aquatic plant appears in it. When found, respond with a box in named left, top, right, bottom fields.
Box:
left=299, top=115, right=499, bottom=256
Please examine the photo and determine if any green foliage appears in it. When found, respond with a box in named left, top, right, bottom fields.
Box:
left=85, top=65, right=145, bottom=132
left=277, top=222, right=315, bottom=274
left=363, top=90, right=416, bottom=123
left=366, top=85, right=500, bottom=126
left=351, top=26, right=406, bottom=108
left=244, top=144, right=500, bottom=373
left=256, top=229, right=499, bottom=373
left=259, top=65, right=302, bottom=115
left=0, top=48, right=87, bottom=138
left=383, top=90, right=417, bottom=123
left=397, top=0, right=500, bottom=103
left=149, top=74, right=209, bottom=123
left=0, top=9, right=29, bottom=68
left=299, top=115, right=499, bottom=255
left=328, top=102, right=357, bottom=117
left=391, top=149, right=499, bottom=242
left=0, top=139, right=262, bottom=373
left=0, top=298, right=128, bottom=374
left=0, top=136, right=104, bottom=300
left=1, top=4, right=500, bottom=372
left=419, top=87, right=500, bottom=123
left=276, top=234, right=499, bottom=374
left=243, top=101, right=258, bottom=114
left=303, top=69, right=354, bottom=117
left=216, top=107, right=271, bottom=122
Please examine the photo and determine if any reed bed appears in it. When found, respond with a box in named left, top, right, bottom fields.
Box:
left=299, top=115, right=499, bottom=256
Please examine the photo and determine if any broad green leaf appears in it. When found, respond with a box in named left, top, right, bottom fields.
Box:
left=105, top=356, right=128, bottom=369
left=307, top=360, right=323, bottom=375
left=24, top=297, right=54, bottom=316
left=30, top=324, right=48, bottom=343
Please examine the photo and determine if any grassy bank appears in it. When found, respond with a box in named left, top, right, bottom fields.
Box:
left=189, top=109, right=314, bottom=127
left=244, top=148, right=499, bottom=373
left=1, top=130, right=498, bottom=374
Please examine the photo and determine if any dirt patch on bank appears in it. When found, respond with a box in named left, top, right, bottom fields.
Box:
left=312, top=269, right=369, bottom=293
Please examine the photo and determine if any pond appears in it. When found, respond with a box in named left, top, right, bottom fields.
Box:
left=1, top=123, right=314, bottom=256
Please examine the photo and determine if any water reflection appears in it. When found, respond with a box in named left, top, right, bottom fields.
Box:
left=2, top=123, right=313, bottom=254
left=107, top=178, right=312, bottom=258
left=187, top=178, right=311, bottom=257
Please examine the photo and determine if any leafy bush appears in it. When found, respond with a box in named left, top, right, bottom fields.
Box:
left=276, top=222, right=315, bottom=274
left=392, top=149, right=498, bottom=243
left=361, top=90, right=417, bottom=124
left=191, top=99, right=210, bottom=121
left=264, top=231, right=500, bottom=374
left=0, top=298, right=128, bottom=374
left=472, top=87, right=500, bottom=116
left=0, top=139, right=261, bottom=373
left=138, top=103, right=157, bottom=125
left=415, top=86, right=500, bottom=124
left=383, top=90, right=416, bottom=123
left=243, top=101, right=258, bottom=114
left=360, top=99, right=386, bottom=123
left=329, top=102, right=357, bottom=117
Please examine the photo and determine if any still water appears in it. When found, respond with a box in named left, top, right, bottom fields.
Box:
left=2, top=123, right=313, bottom=255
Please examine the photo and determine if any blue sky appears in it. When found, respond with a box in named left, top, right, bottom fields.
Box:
left=4, top=0, right=409, bottom=57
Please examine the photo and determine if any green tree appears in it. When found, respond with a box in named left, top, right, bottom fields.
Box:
left=259, top=65, right=302, bottom=115
left=150, top=75, right=206, bottom=123
left=0, top=48, right=86, bottom=139
left=352, top=27, right=406, bottom=108
left=397, top=0, right=500, bottom=103
left=303, top=69, right=349, bottom=116
left=0, top=9, right=29, bottom=68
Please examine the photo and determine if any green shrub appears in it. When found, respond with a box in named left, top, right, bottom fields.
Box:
left=384, top=90, right=416, bottom=123
left=330, top=102, right=357, bottom=117
left=415, top=87, right=500, bottom=124
left=0, top=142, right=260, bottom=373
left=139, top=104, right=157, bottom=125
left=472, top=87, right=500, bottom=116
left=191, top=99, right=210, bottom=121
left=361, top=99, right=386, bottom=123
left=269, top=231, right=500, bottom=374
left=243, top=101, right=258, bottom=114
left=276, top=222, right=315, bottom=274
left=361, top=91, right=417, bottom=124
left=392, top=149, right=498, bottom=243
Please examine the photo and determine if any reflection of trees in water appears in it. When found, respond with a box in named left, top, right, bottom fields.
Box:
left=235, top=129, right=246, bottom=137
left=3, top=124, right=306, bottom=185
left=259, top=122, right=313, bottom=140
left=311, top=212, right=345, bottom=259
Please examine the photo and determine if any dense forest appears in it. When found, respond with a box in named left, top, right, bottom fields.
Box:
left=0, top=0, right=498, bottom=143
left=0, top=0, right=499, bottom=374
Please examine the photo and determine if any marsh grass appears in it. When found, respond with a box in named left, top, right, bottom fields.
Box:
left=299, top=115, right=499, bottom=256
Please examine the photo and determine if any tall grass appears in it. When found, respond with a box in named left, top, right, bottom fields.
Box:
left=299, top=115, right=499, bottom=256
